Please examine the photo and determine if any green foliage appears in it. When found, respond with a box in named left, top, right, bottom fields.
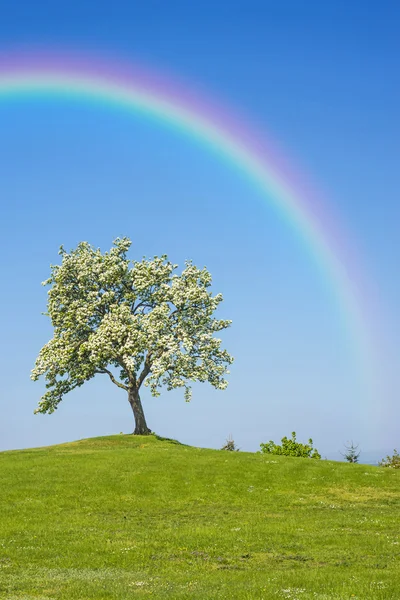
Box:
left=260, top=431, right=321, bottom=459
left=221, top=434, right=239, bottom=451
left=379, top=449, right=400, bottom=469
left=341, top=441, right=361, bottom=463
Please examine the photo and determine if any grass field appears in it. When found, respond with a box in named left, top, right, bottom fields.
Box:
left=0, top=434, right=399, bottom=599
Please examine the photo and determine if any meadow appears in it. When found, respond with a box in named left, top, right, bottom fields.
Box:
left=0, top=434, right=399, bottom=599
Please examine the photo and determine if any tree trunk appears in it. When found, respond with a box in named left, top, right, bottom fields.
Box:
left=128, top=387, right=151, bottom=435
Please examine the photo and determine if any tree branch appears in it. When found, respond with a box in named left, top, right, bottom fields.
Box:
left=132, top=301, right=154, bottom=315
left=95, top=368, right=129, bottom=391
left=137, top=355, right=152, bottom=389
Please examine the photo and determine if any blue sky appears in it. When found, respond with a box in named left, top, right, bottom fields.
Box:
left=0, top=1, right=399, bottom=462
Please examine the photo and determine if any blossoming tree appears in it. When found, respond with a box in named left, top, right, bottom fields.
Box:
left=31, top=237, right=233, bottom=434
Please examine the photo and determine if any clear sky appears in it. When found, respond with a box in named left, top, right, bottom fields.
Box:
left=0, top=1, right=399, bottom=462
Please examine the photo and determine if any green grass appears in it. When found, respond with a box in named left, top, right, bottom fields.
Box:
left=0, top=434, right=399, bottom=599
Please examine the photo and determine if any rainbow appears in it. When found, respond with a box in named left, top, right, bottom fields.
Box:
left=0, top=51, right=378, bottom=395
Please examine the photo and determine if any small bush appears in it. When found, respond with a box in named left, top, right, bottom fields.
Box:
left=260, top=431, right=321, bottom=459
left=379, top=449, right=400, bottom=469
left=221, top=434, right=239, bottom=451
left=341, top=441, right=361, bottom=463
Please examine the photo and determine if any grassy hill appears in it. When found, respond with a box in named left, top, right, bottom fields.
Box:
left=0, top=434, right=399, bottom=599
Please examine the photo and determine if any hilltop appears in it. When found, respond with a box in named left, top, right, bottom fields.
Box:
left=0, top=434, right=399, bottom=599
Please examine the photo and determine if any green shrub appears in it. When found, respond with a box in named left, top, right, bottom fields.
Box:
left=379, top=449, right=400, bottom=469
left=260, top=431, right=321, bottom=459
left=341, top=441, right=361, bottom=463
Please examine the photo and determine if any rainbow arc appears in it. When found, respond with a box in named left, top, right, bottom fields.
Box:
left=0, top=52, right=378, bottom=396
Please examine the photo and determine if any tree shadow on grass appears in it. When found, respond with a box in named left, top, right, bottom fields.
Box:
left=152, top=433, right=190, bottom=447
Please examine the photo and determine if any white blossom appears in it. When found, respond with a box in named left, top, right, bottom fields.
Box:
left=31, top=237, right=234, bottom=426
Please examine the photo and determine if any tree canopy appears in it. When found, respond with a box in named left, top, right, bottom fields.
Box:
left=31, top=237, right=234, bottom=433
